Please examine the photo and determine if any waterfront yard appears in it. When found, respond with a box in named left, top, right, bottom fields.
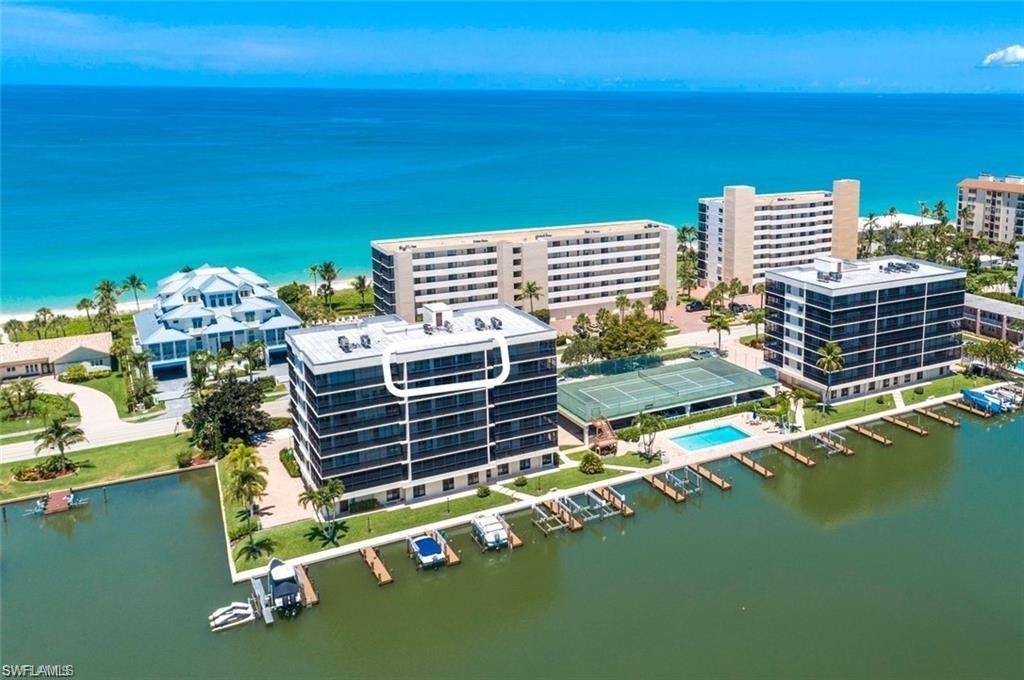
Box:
left=0, top=433, right=196, bottom=501
left=567, top=449, right=661, bottom=469
left=511, top=466, right=628, bottom=496
left=81, top=372, right=166, bottom=419
left=803, top=393, right=896, bottom=430
left=232, top=491, right=514, bottom=570
left=901, top=373, right=998, bottom=406
left=0, top=394, right=80, bottom=435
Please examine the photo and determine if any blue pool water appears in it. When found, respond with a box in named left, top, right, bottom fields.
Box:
left=671, top=424, right=750, bottom=451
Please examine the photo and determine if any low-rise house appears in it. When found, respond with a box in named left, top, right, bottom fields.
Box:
left=0, top=332, right=113, bottom=381
left=134, top=265, right=301, bottom=379
left=963, top=293, right=1024, bottom=344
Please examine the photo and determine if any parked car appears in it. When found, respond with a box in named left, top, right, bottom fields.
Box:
left=685, top=300, right=704, bottom=312
left=689, top=348, right=720, bottom=360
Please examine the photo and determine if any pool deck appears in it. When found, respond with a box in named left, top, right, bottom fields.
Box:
left=229, top=382, right=1014, bottom=583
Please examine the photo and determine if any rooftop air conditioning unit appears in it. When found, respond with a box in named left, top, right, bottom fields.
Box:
left=360, top=334, right=371, bottom=348
left=474, top=317, right=487, bottom=331
left=443, top=321, right=453, bottom=333
left=338, top=336, right=351, bottom=352
left=490, top=317, right=503, bottom=330
left=423, top=323, right=434, bottom=335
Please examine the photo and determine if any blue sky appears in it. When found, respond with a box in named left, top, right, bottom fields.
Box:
left=2, top=2, right=1023, bottom=92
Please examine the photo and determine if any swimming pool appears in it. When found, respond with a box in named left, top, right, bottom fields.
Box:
left=670, top=424, right=750, bottom=451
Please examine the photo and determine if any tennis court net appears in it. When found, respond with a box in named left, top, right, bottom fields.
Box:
left=637, top=369, right=683, bottom=396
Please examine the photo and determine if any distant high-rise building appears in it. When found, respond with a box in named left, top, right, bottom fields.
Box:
left=697, top=179, right=860, bottom=287
left=956, top=174, right=1024, bottom=244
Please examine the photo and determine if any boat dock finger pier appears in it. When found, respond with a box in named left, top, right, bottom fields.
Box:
left=847, top=423, right=893, bottom=446
left=360, top=547, right=394, bottom=586
left=772, top=442, right=816, bottom=467
left=950, top=399, right=992, bottom=418
left=882, top=415, right=928, bottom=436
left=731, top=452, right=774, bottom=478
left=295, top=565, right=320, bottom=607
left=914, top=408, right=960, bottom=427
left=429, top=529, right=461, bottom=566
left=594, top=486, right=635, bottom=517
left=690, top=464, right=732, bottom=490
left=497, top=514, right=524, bottom=548
left=813, top=431, right=855, bottom=456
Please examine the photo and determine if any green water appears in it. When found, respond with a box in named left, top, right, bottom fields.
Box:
left=2, top=411, right=1022, bottom=679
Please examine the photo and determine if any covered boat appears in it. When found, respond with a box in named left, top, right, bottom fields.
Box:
left=267, top=558, right=302, bottom=616
left=470, top=514, right=509, bottom=551
left=408, top=533, right=446, bottom=569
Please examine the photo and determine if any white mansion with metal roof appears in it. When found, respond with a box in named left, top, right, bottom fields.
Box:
left=133, top=265, right=301, bottom=379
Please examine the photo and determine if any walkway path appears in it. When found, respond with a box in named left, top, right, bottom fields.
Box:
left=893, top=390, right=906, bottom=410
left=257, top=431, right=311, bottom=528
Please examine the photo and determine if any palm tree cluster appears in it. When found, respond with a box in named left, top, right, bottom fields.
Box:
left=677, top=225, right=699, bottom=299
left=517, top=280, right=543, bottom=313
left=3, top=308, right=71, bottom=341
left=225, top=441, right=270, bottom=551
left=308, top=261, right=340, bottom=304
left=815, top=341, right=845, bottom=404
left=562, top=302, right=666, bottom=365
left=962, top=339, right=1022, bottom=375
left=33, top=416, right=87, bottom=474
left=186, top=340, right=268, bottom=401
left=298, top=479, right=347, bottom=547
left=0, top=378, right=41, bottom=419
left=107, top=338, right=158, bottom=414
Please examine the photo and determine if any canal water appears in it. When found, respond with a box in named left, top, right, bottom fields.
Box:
left=3, top=410, right=1022, bottom=679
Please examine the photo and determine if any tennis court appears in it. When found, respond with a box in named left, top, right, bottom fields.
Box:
left=558, top=357, right=777, bottom=423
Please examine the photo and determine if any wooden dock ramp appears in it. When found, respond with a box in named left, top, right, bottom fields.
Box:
left=771, top=443, right=816, bottom=467
left=295, top=564, right=320, bottom=607
left=43, top=490, right=71, bottom=515
left=882, top=415, right=928, bottom=436
left=430, top=529, right=461, bottom=566
left=914, top=408, right=960, bottom=427
left=360, top=547, right=394, bottom=586
left=950, top=399, right=992, bottom=418
left=847, top=423, right=893, bottom=446
left=594, top=486, right=635, bottom=517
left=497, top=514, right=524, bottom=549
left=731, top=453, right=775, bottom=478
left=543, top=499, right=583, bottom=531
left=644, top=474, right=686, bottom=503
left=690, top=464, right=733, bottom=490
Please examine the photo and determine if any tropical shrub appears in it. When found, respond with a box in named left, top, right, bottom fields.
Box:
left=279, top=448, right=300, bottom=477
left=347, top=498, right=381, bottom=514
left=268, top=416, right=291, bottom=431
left=914, top=386, right=925, bottom=395
left=60, top=364, right=90, bottom=383
left=578, top=451, right=605, bottom=475
left=513, top=475, right=528, bottom=487
left=256, top=376, right=279, bottom=392
left=176, top=449, right=194, bottom=468
left=476, top=484, right=491, bottom=498
left=531, top=308, right=551, bottom=323
left=182, top=375, right=271, bottom=453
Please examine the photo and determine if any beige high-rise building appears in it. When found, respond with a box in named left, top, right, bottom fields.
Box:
left=697, top=179, right=860, bottom=287
left=371, top=220, right=677, bottom=321
left=956, top=174, right=1024, bottom=244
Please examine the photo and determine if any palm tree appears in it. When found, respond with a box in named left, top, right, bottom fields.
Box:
left=185, top=369, right=208, bottom=402
left=3, top=319, right=26, bottom=341
left=815, top=341, right=845, bottom=404
left=726, top=278, right=744, bottom=306
left=744, top=308, right=766, bottom=343
left=228, top=460, right=268, bottom=528
left=517, top=281, right=543, bottom=313
left=76, top=298, right=96, bottom=331
left=33, top=308, right=54, bottom=338
left=26, top=318, right=43, bottom=340
left=753, top=282, right=766, bottom=309
left=957, top=204, right=974, bottom=231
left=707, top=314, right=732, bottom=351
left=16, top=379, right=39, bottom=417
left=307, top=263, right=322, bottom=290
left=320, top=479, right=345, bottom=519
left=319, top=261, right=339, bottom=303
left=226, top=442, right=261, bottom=472
left=704, top=288, right=723, bottom=316
left=34, top=417, right=87, bottom=472
left=52, top=315, right=70, bottom=337
left=236, top=341, right=266, bottom=378
left=235, top=536, right=275, bottom=562
left=632, top=411, right=667, bottom=460
left=299, top=487, right=329, bottom=524
left=677, top=225, right=697, bottom=252
left=614, top=292, right=630, bottom=321
left=122, top=273, right=146, bottom=311
left=94, top=279, right=120, bottom=331
left=678, top=257, right=697, bottom=298
left=351, top=275, right=370, bottom=308
left=860, top=213, right=878, bottom=258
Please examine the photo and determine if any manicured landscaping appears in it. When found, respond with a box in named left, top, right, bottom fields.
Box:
left=0, top=394, right=80, bottom=435
left=511, top=466, right=628, bottom=496
left=0, top=433, right=197, bottom=501
left=739, top=333, right=764, bottom=347
left=81, top=372, right=165, bottom=419
left=599, top=451, right=663, bottom=469
left=233, top=491, right=514, bottom=570
left=803, top=393, right=896, bottom=430
left=8, top=312, right=135, bottom=342
left=217, top=460, right=256, bottom=539
left=901, top=373, right=999, bottom=406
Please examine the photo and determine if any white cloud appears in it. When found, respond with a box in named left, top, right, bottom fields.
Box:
left=981, top=44, right=1024, bottom=67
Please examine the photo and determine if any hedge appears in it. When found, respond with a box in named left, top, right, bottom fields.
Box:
left=279, top=448, right=300, bottom=478
left=616, top=397, right=783, bottom=441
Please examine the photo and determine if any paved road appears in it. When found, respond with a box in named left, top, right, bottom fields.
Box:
left=0, top=379, right=290, bottom=463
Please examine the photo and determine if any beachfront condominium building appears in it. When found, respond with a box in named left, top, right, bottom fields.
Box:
left=764, top=256, right=965, bottom=401
left=956, top=174, right=1024, bottom=244
left=697, top=179, right=860, bottom=287
left=371, top=220, right=677, bottom=322
left=286, top=303, right=557, bottom=506
left=134, top=265, right=302, bottom=379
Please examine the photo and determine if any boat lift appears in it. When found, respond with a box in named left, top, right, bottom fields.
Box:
left=812, top=430, right=852, bottom=457
left=667, top=467, right=704, bottom=497
left=564, top=491, right=620, bottom=523
left=531, top=503, right=568, bottom=535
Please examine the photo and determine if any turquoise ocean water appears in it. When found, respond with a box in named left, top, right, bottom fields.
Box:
left=2, top=85, right=1021, bottom=312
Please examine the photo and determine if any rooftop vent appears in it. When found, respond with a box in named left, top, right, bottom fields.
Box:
left=474, top=317, right=487, bottom=331
left=443, top=321, right=453, bottom=333
left=423, top=323, right=435, bottom=335
left=360, top=334, right=371, bottom=349
left=490, top=316, right=503, bottom=330
left=338, top=336, right=352, bottom=352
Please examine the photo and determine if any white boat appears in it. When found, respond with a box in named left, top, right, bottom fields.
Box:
left=408, top=533, right=447, bottom=569
left=209, top=602, right=252, bottom=622
left=210, top=612, right=255, bottom=632
left=470, top=514, right=509, bottom=551
left=267, top=558, right=302, bottom=616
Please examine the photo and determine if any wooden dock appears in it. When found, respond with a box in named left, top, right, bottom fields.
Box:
left=771, top=443, right=816, bottom=467
left=594, top=486, right=636, bottom=517
left=359, top=547, right=394, bottom=586
left=812, top=432, right=855, bottom=456
left=543, top=499, right=583, bottom=531
left=431, top=530, right=461, bottom=566
left=731, top=453, right=774, bottom=479
left=43, top=490, right=71, bottom=515
left=847, top=423, right=893, bottom=446
left=914, top=408, right=960, bottom=427
left=643, top=474, right=686, bottom=503
left=882, top=415, right=928, bottom=436
left=690, top=464, right=733, bottom=490
left=295, top=564, right=320, bottom=607
left=497, top=515, right=524, bottom=549
left=950, top=399, right=992, bottom=418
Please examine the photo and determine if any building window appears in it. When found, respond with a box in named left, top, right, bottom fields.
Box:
left=386, top=488, right=401, bottom=502
left=413, top=485, right=425, bottom=498
left=542, top=453, right=554, bottom=466
left=519, top=459, right=532, bottom=471
left=443, top=478, right=454, bottom=492
left=497, top=463, right=509, bottom=475
left=467, top=472, right=479, bottom=485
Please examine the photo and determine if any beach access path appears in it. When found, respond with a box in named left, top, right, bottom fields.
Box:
left=0, top=380, right=290, bottom=464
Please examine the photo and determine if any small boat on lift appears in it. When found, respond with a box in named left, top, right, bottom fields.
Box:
left=209, top=601, right=255, bottom=632
left=23, top=490, right=89, bottom=516
left=470, top=514, right=509, bottom=551
left=408, top=533, right=446, bottom=569
left=267, top=558, right=302, bottom=617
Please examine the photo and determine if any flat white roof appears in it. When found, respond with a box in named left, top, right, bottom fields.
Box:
left=857, top=213, right=940, bottom=231
left=769, top=257, right=964, bottom=290
left=288, top=303, right=553, bottom=366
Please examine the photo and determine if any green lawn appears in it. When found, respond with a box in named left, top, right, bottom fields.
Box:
left=565, top=449, right=660, bottom=468
left=217, top=460, right=258, bottom=538
left=81, top=372, right=165, bottom=419
left=327, top=287, right=375, bottom=316
left=803, top=393, right=896, bottom=430
left=901, top=373, right=999, bottom=406
left=739, top=333, right=765, bottom=347
left=0, top=433, right=196, bottom=501
left=0, top=394, right=80, bottom=435
left=511, top=466, right=628, bottom=496
left=10, top=312, right=135, bottom=342
left=232, top=491, right=514, bottom=570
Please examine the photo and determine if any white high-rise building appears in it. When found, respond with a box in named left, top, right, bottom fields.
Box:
left=956, top=174, right=1024, bottom=244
